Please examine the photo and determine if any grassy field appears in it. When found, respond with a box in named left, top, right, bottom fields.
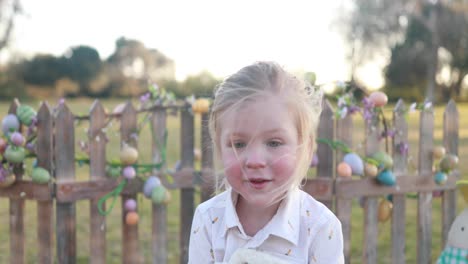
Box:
left=0, top=97, right=467, bottom=263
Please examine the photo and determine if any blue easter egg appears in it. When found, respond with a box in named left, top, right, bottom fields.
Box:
left=434, top=171, right=448, bottom=185
left=376, top=169, right=396, bottom=186
left=343, top=153, right=364, bottom=176
left=1, top=114, right=20, bottom=135
left=143, top=176, right=161, bottom=198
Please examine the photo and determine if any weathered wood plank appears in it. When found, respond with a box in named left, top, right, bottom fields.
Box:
left=200, top=112, right=214, bottom=202
left=36, top=102, right=54, bottom=264
left=8, top=100, right=25, bottom=264
left=89, top=100, right=107, bottom=264
left=55, top=103, right=77, bottom=264
left=316, top=99, right=335, bottom=209
left=151, top=108, right=168, bottom=264
left=180, top=107, right=195, bottom=264
left=391, top=100, right=407, bottom=264
left=442, top=100, right=458, bottom=248
left=120, top=102, right=141, bottom=264
left=417, top=106, right=434, bottom=264
left=0, top=181, right=52, bottom=200
left=363, top=108, right=380, bottom=264
left=335, top=113, right=353, bottom=264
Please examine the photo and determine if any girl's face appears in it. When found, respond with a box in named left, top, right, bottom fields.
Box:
left=218, top=96, right=299, bottom=208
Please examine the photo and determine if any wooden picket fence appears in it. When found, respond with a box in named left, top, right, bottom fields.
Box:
left=0, top=98, right=460, bottom=264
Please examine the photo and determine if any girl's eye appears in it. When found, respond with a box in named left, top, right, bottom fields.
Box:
left=267, top=140, right=282, bottom=147
left=232, top=141, right=246, bottom=149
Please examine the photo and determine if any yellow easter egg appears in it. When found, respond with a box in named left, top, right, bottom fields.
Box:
left=192, top=98, right=210, bottom=114
left=432, top=146, right=446, bottom=160
left=364, top=163, right=378, bottom=178
left=378, top=199, right=393, bottom=222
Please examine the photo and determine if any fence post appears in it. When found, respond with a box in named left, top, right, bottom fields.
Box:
left=335, top=107, right=353, bottom=264
left=363, top=107, right=380, bottom=264
left=180, top=105, right=195, bottom=264
left=392, top=100, right=408, bottom=264
left=120, top=102, right=141, bottom=264
left=89, top=100, right=107, bottom=264
left=8, top=100, right=25, bottom=264
left=36, top=102, right=54, bottom=264
left=316, top=99, right=335, bottom=209
left=442, top=100, right=458, bottom=248
left=200, top=112, right=214, bottom=202
left=151, top=108, right=168, bottom=264
left=55, top=103, right=77, bottom=264
left=417, top=104, right=434, bottom=264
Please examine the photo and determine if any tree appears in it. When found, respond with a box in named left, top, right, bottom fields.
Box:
left=0, top=0, right=22, bottom=51
left=66, top=45, right=103, bottom=96
left=337, top=0, right=468, bottom=102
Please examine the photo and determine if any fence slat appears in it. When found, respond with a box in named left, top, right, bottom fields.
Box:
left=151, top=109, right=168, bottom=264
left=316, top=99, right=335, bottom=209
left=8, top=100, right=25, bottom=264
left=335, top=113, right=353, bottom=264
left=89, top=100, right=107, bottom=264
left=180, top=107, right=195, bottom=264
left=363, top=111, right=380, bottom=264
left=36, top=102, right=54, bottom=264
left=392, top=100, right=408, bottom=264
left=200, top=112, right=214, bottom=202
left=55, top=103, right=77, bottom=264
left=442, top=100, right=458, bottom=248
left=120, top=102, right=141, bottom=264
left=417, top=105, right=434, bottom=264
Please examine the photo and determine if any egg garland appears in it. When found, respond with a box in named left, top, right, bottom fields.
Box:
left=431, top=146, right=459, bottom=186
left=124, top=198, right=139, bottom=225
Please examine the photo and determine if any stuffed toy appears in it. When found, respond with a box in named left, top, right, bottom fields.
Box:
left=229, top=248, right=289, bottom=264
left=437, top=180, right=468, bottom=264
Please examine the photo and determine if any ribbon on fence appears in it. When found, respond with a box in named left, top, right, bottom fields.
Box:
left=97, top=179, right=127, bottom=216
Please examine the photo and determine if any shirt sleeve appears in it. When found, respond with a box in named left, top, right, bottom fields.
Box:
left=188, top=206, right=217, bottom=264
left=309, top=217, right=344, bottom=264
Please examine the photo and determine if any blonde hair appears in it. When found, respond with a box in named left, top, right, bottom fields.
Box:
left=209, top=61, right=323, bottom=197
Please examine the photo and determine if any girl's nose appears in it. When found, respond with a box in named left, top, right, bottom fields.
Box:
left=245, top=150, right=266, bottom=169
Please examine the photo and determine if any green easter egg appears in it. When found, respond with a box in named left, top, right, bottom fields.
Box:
left=371, top=151, right=393, bottom=169
left=31, top=167, right=51, bottom=184
left=16, top=105, right=37, bottom=126
left=4, top=146, right=25, bottom=164
left=151, top=185, right=167, bottom=204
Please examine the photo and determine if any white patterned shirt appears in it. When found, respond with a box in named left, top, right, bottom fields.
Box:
left=188, top=188, right=344, bottom=264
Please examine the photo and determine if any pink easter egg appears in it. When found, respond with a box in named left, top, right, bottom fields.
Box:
left=10, top=132, right=24, bottom=146
left=369, top=91, right=388, bottom=107
left=122, top=166, right=136, bottom=179
left=124, top=199, right=137, bottom=211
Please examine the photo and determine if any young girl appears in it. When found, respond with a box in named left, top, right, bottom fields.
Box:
left=189, top=61, right=344, bottom=263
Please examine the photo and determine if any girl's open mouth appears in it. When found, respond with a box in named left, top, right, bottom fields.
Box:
left=248, top=178, right=271, bottom=189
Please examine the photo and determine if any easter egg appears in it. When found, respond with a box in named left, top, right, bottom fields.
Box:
left=143, top=176, right=161, bottom=198
left=439, top=154, right=459, bottom=172
left=16, top=105, right=37, bottom=126
left=106, top=165, right=121, bottom=178
left=1, top=114, right=20, bottom=135
left=0, top=174, right=15, bottom=188
left=337, top=162, right=352, bottom=177
left=120, top=146, right=138, bottom=165
left=434, top=171, right=448, bottom=185
left=194, top=148, right=202, bottom=162
left=0, top=138, right=7, bottom=154
left=124, top=199, right=137, bottom=212
left=378, top=199, right=393, bottom=222
left=31, top=167, right=51, bottom=184
left=10, top=132, right=24, bottom=146
left=364, top=163, right=378, bottom=177
left=125, top=211, right=139, bottom=225
left=4, top=146, right=25, bottom=164
left=310, top=154, right=319, bottom=167
left=151, top=185, right=167, bottom=204
left=122, top=166, right=136, bottom=179
left=368, top=91, right=388, bottom=107
left=163, top=190, right=171, bottom=204
left=371, top=151, right=393, bottom=170
left=343, top=153, right=364, bottom=176
left=376, top=169, right=396, bottom=186
left=192, top=98, right=210, bottom=114
left=432, top=146, right=446, bottom=160
left=112, top=103, right=126, bottom=115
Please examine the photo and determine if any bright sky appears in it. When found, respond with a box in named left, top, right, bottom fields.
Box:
left=10, top=0, right=384, bottom=88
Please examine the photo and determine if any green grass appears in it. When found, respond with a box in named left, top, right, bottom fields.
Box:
left=0, top=98, right=467, bottom=263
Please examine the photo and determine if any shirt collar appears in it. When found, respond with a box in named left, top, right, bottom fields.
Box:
left=220, top=188, right=301, bottom=246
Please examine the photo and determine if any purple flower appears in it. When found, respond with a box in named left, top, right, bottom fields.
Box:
left=140, top=92, right=151, bottom=104
left=397, top=142, right=409, bottom=155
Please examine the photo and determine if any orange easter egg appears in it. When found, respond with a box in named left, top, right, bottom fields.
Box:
left=337, top=162, right=352, bottom=177
left=369, top=91, right=388, bottom=107
left=125, top=211, right=139, bottom=225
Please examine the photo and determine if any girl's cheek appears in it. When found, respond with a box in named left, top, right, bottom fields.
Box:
left=271, top=154, right=296, bottom=177
left=222, top=152, right=243, bottom=178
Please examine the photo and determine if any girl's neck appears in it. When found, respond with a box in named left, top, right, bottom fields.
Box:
left=235, top=196, right=282, bottom=237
